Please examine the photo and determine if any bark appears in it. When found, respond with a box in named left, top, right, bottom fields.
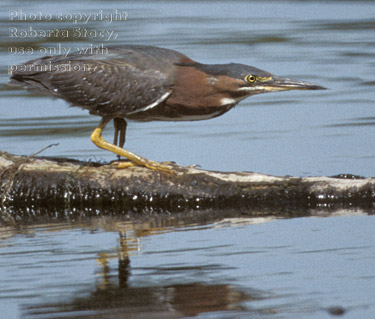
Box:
left=1, top=151, right=374, bottom=224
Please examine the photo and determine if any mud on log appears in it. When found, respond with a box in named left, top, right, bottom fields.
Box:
left=1, top=151, right=375, bottom=223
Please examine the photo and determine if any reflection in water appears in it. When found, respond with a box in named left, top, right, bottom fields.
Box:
left=0, top=212, right=372, bottom=318
left=24, top=230, right=258, bottom=319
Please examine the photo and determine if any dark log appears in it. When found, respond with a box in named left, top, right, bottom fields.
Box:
left=1, top=151, right=374, bottom=224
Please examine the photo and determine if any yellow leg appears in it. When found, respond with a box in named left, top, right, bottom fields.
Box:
left=91, top=118, right=174, bottom=174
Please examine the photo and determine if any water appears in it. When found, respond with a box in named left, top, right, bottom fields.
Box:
left=1, top=215, right=375, bottom=318
left=0, top=1, right=375, bottom=318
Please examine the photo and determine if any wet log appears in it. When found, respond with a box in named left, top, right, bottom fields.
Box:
left=1, top=151, right=374, bottom=223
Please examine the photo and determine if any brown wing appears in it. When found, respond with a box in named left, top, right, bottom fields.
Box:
left=9, top=45, right=192, bottom=118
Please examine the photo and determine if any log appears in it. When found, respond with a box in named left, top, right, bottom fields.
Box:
left=1, top=151, right=374, bottom=224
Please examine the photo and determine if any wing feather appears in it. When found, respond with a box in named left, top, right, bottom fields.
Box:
left=9, top=45, right=189, bottom=117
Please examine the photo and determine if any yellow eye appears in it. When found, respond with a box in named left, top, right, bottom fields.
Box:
left=245, top=75, right=256, bottom=83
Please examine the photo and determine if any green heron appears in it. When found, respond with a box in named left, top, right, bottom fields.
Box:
left=9, top=45, right=325, bottom=173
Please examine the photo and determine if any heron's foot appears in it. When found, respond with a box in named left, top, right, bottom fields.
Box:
left=116, top=159, right=175, bottom=174
left=91, top=120, right=175, bottom=174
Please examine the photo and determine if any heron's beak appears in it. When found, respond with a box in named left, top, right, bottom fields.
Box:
left=262, top=75, right=326, bottom=92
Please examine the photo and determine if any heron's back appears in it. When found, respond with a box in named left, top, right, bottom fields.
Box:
left=9, top=45, right=192, bottom=117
